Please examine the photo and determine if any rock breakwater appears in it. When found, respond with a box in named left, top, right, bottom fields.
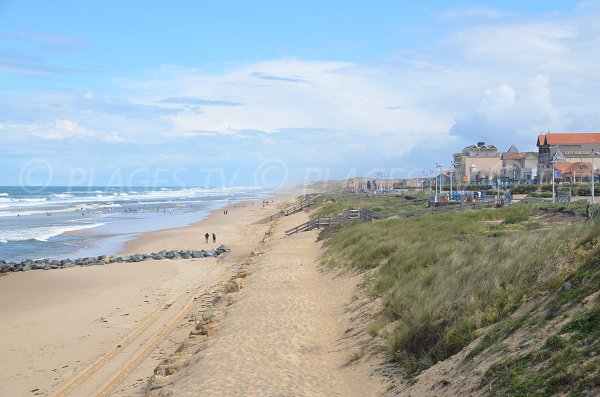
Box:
left=0, top=245, right=229, bottom=274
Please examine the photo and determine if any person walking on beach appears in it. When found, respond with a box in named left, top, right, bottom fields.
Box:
left=205, top=233, right=209, bottom=244
left=212, top=233, right=216, bottom=243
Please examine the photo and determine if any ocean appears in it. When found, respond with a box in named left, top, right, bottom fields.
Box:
left=0, top=186, right=267, bottom=262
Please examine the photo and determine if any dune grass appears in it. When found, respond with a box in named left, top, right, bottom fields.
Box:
left=321, top=203, right=594, bottom=374
left=313, top=192, right=428, bottom=218
left=483, top=307, right=600, bottom=396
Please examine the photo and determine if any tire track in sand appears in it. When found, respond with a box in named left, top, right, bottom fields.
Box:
left=50, top=274, right=221, bottom=397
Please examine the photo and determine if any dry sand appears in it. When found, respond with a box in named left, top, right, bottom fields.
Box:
left=150, top=210, right=384, bottom=397
left=0, top=192, right=383, bottom=396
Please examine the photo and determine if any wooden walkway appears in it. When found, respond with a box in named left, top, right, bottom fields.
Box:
left=254, top=194, right=322, bottom=224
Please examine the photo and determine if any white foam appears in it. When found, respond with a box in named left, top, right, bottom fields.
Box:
left=0, top=222, right=105, bottom=242
left=50, top=193, right=74, bottom=199
left=0, top=187, right=263, bottom=212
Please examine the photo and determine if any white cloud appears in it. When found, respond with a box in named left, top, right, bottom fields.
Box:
left=2, top=4, right=600, bottom=180
left=118, top=59, right=452, bottom=154
left=450, top=74, right=564, bottom=144
left=28, top=119, right=92, bottom=139
left=441, top=6, right=509, bottom=20
left=446, top=23, right=578, bottom=66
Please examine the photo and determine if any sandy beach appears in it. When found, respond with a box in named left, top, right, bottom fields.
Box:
left=0, top=197, right=277, bottom=396
left=0, top=191, right=383, bottom=396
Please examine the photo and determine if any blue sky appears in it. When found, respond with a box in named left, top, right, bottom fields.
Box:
left=0, top=0, right=598, bottom=187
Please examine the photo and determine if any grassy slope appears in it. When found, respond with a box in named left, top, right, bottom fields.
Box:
left=313, top=192, right=428, bottom=218
left=320, top=201, right=599, bottom=396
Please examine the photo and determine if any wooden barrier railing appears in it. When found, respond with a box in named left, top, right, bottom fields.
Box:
left=254, top=194, right=322, bottom=224
left=286, top=200, right=498, bottom=235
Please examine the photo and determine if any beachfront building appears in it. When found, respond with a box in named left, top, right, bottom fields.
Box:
left=553, top=162, right=594, bottom=183
left=500, top=145, right=538, bottom=184
left=345, top=177, right=365, bottom=192
left=345, top=177, right=400, bottom=192
left=537, top=133, right=600, bottom=183
left=453, top=142, right=502, bottom=185
left=402, top=178, right=424, bottom=189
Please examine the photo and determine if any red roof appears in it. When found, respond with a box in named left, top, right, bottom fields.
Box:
left=553, top=161, right=596, bottom=176
left=554, top=162, right=589, bottom=172
left=538, top=133, right=600, bottom=147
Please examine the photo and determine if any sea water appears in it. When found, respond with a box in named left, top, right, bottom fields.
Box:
left=0, top=186, right=266, bottom=262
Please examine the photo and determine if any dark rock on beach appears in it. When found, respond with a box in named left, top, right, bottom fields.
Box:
left=0, top=245, right=230, bottom=274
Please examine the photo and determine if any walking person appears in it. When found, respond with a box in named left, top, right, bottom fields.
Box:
left=205, top=232, right=209, bottom=244
left=212, top=233, right=216, bottom=243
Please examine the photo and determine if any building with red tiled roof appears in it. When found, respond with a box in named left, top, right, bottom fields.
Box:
left=537, top=133, right=600, bottom=146
left=537, top=132, right=600, bottom=183
left=553, top=162, right=596, bottom=182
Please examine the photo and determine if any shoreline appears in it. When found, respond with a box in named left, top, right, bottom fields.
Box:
left=0, top=187, right=271, bottom=264
left=0, top=196, right=269, bottom=265
left=0, top=190, right=298, bottom=396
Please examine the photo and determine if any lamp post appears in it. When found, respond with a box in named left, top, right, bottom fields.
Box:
left=377, top=172, right=390, bottom=194
left=436, top=163, right=441, bottom=196
left=592, top=151, right=600, bottom=204
left=551, top=149, right=566, bottom=203
left=450, top=161, right=454, bottom=198
left=497, top=175, right=500, bottom=205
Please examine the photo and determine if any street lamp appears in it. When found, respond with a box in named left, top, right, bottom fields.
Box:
left=498, top=167, right=505, bottom=205
left=377, top=172, right=389, bottom=194
left=551, top=149, right=566, bottom=203
left=592, top=151, right=600, bottom=204
left=434, top=163, right=442, bottom=197
left=450, top=161, right=454, bottom=198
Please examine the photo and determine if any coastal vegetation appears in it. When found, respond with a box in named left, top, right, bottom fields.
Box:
left=320, top=201, right=600, bottom=394
left=313, top=192, right=428, bottom=218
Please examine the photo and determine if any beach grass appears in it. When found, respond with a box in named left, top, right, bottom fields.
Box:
left=321, top=202, right=597, bottom=374
left=313, top=192, right=428, bottom=218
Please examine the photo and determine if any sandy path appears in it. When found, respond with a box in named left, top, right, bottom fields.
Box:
left=0, top=199, right=278, bottom=397
left=153, top=211, right=384, bottom=397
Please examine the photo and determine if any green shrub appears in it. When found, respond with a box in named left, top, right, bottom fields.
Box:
left=511, top=184, right=538, bottom=194
left=545, top=335, right=566, bottom=350
left=529, top=191, right=553, bottom=198
left=463, top=184, right=492, bottom=191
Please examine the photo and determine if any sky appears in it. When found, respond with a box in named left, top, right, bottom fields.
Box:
left=1, top=0, right=599, bottom=187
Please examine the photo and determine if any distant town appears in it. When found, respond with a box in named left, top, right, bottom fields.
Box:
left=346, top=132, right=600, bottom=194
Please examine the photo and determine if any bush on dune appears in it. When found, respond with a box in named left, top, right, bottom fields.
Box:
left=322, top=203, right=593, bottom=374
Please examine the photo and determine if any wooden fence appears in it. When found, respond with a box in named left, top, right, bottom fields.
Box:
left=285, top=199, right=498, bottom=235
left=254, top=194, right=322, bottom=224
